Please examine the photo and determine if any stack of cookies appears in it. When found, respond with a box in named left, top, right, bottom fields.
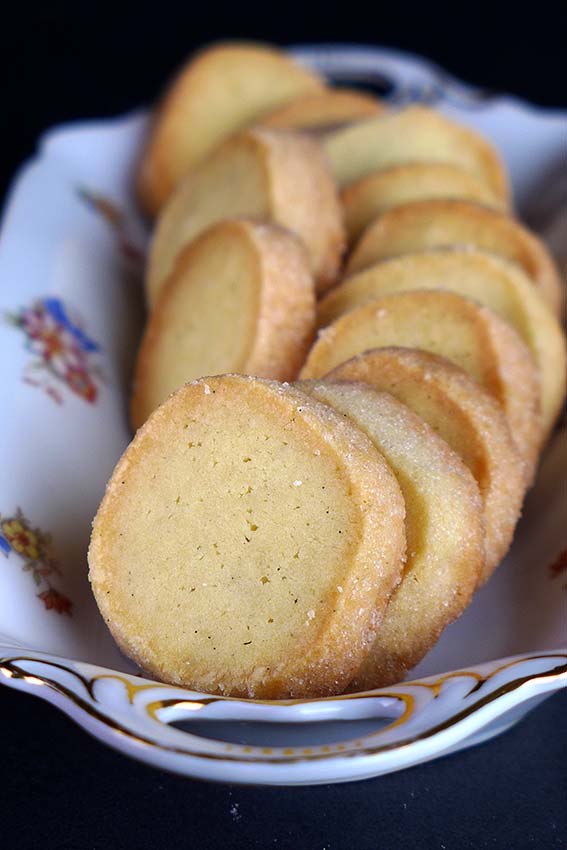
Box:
left=89, top=42, right=566, bottom=699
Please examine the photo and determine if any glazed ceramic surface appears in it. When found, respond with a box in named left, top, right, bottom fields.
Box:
left=0, top=45, right=565, bottom=785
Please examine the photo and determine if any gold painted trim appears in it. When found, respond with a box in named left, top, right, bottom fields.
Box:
left=0, top=653, right=565, bottom=766
left=91, top=674, right=183, bottom=705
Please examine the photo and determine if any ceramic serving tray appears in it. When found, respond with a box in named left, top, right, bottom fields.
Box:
left=0, top=45, right=565, bottom=785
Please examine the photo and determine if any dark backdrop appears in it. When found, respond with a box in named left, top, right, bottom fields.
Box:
left=1, top=3, right=566, bottom=849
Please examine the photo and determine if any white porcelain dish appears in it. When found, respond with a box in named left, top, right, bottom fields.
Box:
left=0, top=45, right=565, bottom=785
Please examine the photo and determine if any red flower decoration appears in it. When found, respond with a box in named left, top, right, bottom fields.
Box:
left=64, top=365, right=98, bottom=403
left=38, top=588, right=72, bottom=615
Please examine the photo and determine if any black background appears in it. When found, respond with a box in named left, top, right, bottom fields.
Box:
left=1, top=3, right=566, bottom=848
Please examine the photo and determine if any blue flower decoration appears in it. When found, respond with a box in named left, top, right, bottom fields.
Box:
left=0, top=536, right=11, bottom=557
left=44, top=298, right=100, bottom=353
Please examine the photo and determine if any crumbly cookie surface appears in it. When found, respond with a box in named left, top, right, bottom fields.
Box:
left=327, top=348, right=526, bottom=579
left=132, top=219, right=315, bottom=429
left=298, top=380, right=484, bottom=688
left=146, top=127, right=344, bottom=305
left=137, top=42, right=325, bottom=215
left=341, top=163, right=506, bottom=243
left=324, top=106, right=509, bottom=200
left=302, top=290, right=542, bottom=476
left=345, top=199, right=563, bottom=315
left=318, top=250, right=566, bottom=439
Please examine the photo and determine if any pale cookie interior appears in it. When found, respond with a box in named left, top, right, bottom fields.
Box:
left=341, top=163, right=506, bottom=244
left=324, top=106, right=509, bottom=200
left=90, top=376, right=406, bottom=698
left=258, top=89, right=384, bottom=132
left=146, top=135, right=269, bottom=306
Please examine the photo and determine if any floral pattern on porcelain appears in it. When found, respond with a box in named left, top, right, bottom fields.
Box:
left=0, top=509, right=72, bottom=615
left=5, top=297, right=103, bottom=404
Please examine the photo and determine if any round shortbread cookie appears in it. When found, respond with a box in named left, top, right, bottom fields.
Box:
left=258, top=89, right=384, bottom=132
left=297, top=380, right=485, bottom=688
left=147, top=127, right=344, bottom=304
left=327, top=348, right=525, bottom=580
left=89, top=375, right=407, bottom=699
left=132, top=219, right=316, bottom=429
left=346, top=200, right=564, bottom=315
left=301, top=290, right=542, bottom=477
left=137, top=42, right=325, bottom=215
left=318, top=250, right=567, bottom=440
left=341, top=163, right=507, bottom=243
left=324, top=106, right=509, bottom=201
